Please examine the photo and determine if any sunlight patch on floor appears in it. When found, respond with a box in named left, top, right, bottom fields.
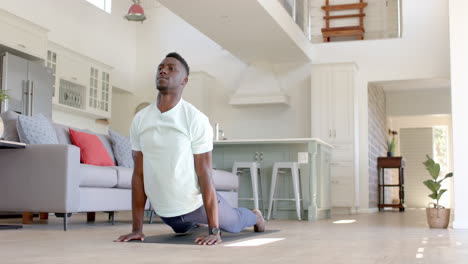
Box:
left=332, top=220, right=356, bottom=224
left=224, top=238, right=285, bottom=247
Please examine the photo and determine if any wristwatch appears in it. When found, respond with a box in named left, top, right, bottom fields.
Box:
left=209, top=227, right=221, bottom=236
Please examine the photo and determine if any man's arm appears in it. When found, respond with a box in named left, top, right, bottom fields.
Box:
left=193, top=151, right=222, bottom=245
left=114, top=151, right=147, bottom=242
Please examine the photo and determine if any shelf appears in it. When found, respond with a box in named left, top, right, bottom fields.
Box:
left=323, top=14, right=365, bottom=20
left=53, top=102, right=110, bottom=120
left=321, top=26, right=364, bottom=38
left=321, top=3, right=368, bottom=11
left=378, top=204, right=404, bottom=208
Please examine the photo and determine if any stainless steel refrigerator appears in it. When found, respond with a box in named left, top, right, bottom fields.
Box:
left=0, top=52, right=53, bottom=117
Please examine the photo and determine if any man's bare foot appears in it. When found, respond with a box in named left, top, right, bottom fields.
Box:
left=253, top=209, right=266, bottom=232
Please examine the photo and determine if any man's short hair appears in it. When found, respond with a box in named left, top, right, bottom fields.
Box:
left=166, top=52, right=190, bottom=76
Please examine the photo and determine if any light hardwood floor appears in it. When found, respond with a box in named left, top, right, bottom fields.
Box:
left=0, top=209, right=467, bottom=264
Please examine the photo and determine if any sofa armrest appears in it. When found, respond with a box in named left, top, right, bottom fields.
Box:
left=0, top=144, right=81, bottom=213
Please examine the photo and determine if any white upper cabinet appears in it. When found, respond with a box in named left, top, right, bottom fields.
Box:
left=311, top=63, right=356, bottom=144
left=0, top=9, right=48, bottom=60
left=47, top=42, right=113, bottom=119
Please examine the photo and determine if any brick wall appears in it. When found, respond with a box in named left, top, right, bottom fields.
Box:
left=368, top=84, right=389, bottom=208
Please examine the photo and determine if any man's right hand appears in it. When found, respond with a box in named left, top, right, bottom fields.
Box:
left=114, top=232, right=145, bottom=242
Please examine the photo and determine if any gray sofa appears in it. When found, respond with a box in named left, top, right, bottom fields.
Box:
left=0, top=111, right=239, bottom=230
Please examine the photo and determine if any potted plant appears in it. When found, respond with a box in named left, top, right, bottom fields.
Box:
left=422, top=155, right=453, bottom=228
left=0, top=89, right=8, bottom=102
left=387, top=130, right=398, bottom=157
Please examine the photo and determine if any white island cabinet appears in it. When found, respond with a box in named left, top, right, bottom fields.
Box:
left=213, top=138, right=333, bottom=221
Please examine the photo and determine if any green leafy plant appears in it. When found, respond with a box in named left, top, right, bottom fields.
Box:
left=422, top=155, right=453, bottom=209
left=0, top=89, right=9, bottom=102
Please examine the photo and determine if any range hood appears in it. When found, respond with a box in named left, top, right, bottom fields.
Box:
left=229, top=62, right=289, bottom=106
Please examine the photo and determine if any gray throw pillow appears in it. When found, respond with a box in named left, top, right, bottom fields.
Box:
left=17, top=114, right=59, bottom=144
left=109, top=129, right=133, bottom=168
left=0, top=110, right=20, bottom=142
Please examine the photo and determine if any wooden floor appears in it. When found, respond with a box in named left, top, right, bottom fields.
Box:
left=0, top=209, right=467, bottom=263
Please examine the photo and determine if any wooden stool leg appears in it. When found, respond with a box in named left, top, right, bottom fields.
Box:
left=87, top=212, right=96, bottom=222
left=39, top=213, right=49, bottom=220
left=22, top=212, right=34, bottom=224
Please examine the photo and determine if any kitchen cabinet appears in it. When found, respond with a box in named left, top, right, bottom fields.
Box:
left=311, top=63, right=357, bottom=209
left=311, top=63, right=355, bottom=144
left=0, top=9, right=48, bottom=60
left=213, top=138, right=332, bottom=221
left=47, top=42, right=113, bottom=119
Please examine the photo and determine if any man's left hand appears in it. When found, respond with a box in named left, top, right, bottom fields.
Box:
left=194, top=234, right=222, bottom=245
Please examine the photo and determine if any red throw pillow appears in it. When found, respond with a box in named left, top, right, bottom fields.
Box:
left=69, top=128, right=115, bottom=166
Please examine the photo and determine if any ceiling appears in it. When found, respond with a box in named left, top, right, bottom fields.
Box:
left=157, top=0, right=312, bottom=63
left=372, top=78, right=451, bottom=92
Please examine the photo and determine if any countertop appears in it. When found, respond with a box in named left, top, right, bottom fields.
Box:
left=213, top=138, right=334, bottom=148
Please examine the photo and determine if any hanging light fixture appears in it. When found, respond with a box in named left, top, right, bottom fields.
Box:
left=124, top=0, right=146, bottom=23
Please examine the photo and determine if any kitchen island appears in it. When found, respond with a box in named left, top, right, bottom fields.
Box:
left=213, top=138, right=333, bottom=221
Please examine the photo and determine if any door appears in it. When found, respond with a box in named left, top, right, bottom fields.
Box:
left=28, top=61, right=53, bottom=117
left=1, top=52, right=28, bottom=114
left=399, top=128, right=433, bottom=208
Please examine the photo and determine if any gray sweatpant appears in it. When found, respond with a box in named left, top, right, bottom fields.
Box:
left=159, top=193, right=257, bottom=233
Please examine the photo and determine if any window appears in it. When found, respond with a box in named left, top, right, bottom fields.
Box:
left=86, top=0, right=112, bottom=13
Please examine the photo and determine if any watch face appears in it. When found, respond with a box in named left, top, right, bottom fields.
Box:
left=210, top=227, right=221, bottom=235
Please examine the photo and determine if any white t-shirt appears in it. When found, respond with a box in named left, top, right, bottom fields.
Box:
left=130, top=99, right=213, bottom=217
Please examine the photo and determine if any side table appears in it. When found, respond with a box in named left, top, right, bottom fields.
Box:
left=377, top=157, right=405, bottom=212
left=0, top=139, right=26, bottom=229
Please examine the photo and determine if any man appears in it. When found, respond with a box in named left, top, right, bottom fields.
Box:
left=115, top=52, right=265, bottom=245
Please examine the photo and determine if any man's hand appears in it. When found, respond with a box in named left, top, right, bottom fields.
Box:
left=194, top=234, right=222, bottom=245
left=114, top=232, right=145, bottom=242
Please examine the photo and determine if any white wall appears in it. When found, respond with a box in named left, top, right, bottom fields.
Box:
left=386, top=88, right=451, bottom=116
left=449, top=0, right=468, bottom=229
left=111, top=6, right=311, bottom=139
left=310, top=0, right=450, bottom=210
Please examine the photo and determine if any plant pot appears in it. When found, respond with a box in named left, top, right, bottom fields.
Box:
left=426, top=208, right=450, bottom=228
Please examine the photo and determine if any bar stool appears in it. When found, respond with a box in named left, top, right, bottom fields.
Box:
left=267, top=162, right=302, bottom=220
left=232, top=162, right=264, bottom=213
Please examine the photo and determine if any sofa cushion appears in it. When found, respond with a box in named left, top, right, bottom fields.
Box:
left=109, top=129, right=133, bottom=168
left=17, top=114, right=59, bottom=144
left=212, top=169, right=239, bottom=191
left=0, top=110, right=20, bottom=142
left=53, top=123, right=72, bottom=145
left=80, top=164, right=118, bottom=188
left=53, top=124, right=116, bottom=163
left=69, top=128, right=115, bottom=166
left=114, top=166, right=133, bottom=189
left=96, top=133, right=117, bottom=166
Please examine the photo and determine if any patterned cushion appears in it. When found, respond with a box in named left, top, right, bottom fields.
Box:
left=16, top=114, right=59, bottom=144
left=109, top=129, right=133, bottom=168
